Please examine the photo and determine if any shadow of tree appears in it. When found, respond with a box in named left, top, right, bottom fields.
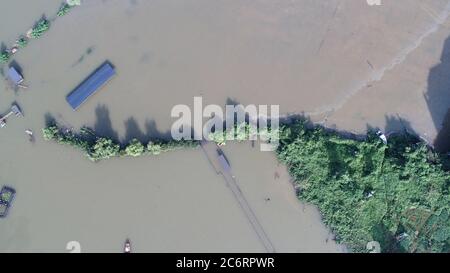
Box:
left=434, top=109, right=450, bottom=152
left=426, top=36, right=450, bottom=153
left=93, top=104, right=119, bottom=142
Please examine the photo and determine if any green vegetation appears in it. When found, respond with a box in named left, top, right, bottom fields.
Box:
left=276, top=120, right=450, bottom=253
left=0, top=191, right=12, bottom=203
left=16, top=37, right=28, bottom=48
left=67, top=0, right=81, bottom=6
left=0, top=51, right=10, bottom=64
left=125, top=139, right=145, bottom=157
left=30, top=19, right=50, bottom=39
left=0, top=1, right=81, bottom=67
left=42, top=124, right=200, bottom=162
left=208, top=123, right=278, bottom=146
left=42, top=119, right=450, bottom=252
left=57, top=4, right=72, bottom=17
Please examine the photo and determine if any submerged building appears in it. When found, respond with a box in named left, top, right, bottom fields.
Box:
left=66, top=62, right=116, bottom=110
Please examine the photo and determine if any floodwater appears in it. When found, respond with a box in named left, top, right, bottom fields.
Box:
left=0, top=0, right=449, bottom=252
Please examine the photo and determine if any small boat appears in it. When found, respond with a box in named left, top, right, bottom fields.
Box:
left=124, top=239, right=132, bottom=253
left=26, top=129, right=35, bottom=142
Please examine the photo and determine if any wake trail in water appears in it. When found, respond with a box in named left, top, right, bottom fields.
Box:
left=304, top=1, right=450, bottom=117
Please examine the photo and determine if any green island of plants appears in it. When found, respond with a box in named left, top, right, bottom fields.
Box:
left=42, top=119, right=450, bottom=253
left=276, top=120, right=450, bottom=253
left=42, top=124, right=199, bottom=162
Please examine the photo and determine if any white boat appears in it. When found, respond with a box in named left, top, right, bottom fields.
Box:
left=124, top=239, right=132, bottom=253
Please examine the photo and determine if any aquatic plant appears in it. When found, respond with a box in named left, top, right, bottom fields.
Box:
left=0, top=51, right=11, bottom=64
left=276, top=120, right=450, bottom=253
left=125, top=139, right=145, bottom=157
left=30, top=19, right=50, bottom=39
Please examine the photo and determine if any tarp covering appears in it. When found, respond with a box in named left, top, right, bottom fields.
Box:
left=66, top=62, right=116, bottom=110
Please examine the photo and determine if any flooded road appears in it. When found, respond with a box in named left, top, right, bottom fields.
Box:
left=1, top=0, right=449, bottom=252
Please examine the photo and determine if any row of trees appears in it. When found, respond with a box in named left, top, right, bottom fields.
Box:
left=0, top=1, right=79, bottom=64
left=42, top=125, right=199, bottom=162
left=276, top=120, right=450, bottom=253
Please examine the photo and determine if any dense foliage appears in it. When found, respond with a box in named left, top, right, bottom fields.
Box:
left=0, top=51, right=10, bottom=64
left=208, top=123, right=278, bottom=146
left=57, top=4, right=73, bottom=17
left=277, top=120, right=450, bottom=253
left=16, top=37, right=28, bottom=48
left=125, top=139, right=145, bottom=157
left=30, top=19, right=50, bottom=39
left=42, top=124, right=199, bottom=162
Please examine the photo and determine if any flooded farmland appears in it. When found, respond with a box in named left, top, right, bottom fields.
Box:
left=0, top=0, right=449, bottom=252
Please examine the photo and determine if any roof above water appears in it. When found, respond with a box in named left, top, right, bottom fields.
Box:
left=7, top=67, right=23, bottom=85
left=66, top=62, right=116, bottom=110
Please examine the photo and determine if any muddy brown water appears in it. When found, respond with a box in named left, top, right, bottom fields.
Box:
left=1, top=0, right=449, bottom=252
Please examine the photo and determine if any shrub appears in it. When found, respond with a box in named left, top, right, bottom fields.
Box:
left=147, top=142, right=162, bottom=155
left=88, top=138, right=120, bottom=161
left=17, top=37, right=28, bottom=48
left=30, top=19, right=50, bottom=39
left=57, top=4, right=72, bottom=16
left=0, top=51, right=10, bottom=64
left=66, top=0, right=81, bottom=6
left=125, top=139, right=145, bottom=157
left=42, top=126, right=59, bottom=141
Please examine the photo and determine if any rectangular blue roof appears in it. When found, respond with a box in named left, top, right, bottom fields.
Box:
left=66, top=62, right=116, bottom=110
left=7, top=67, right=24, bottom=85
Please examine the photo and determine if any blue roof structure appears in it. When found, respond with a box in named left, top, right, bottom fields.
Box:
left=7, top=67, right=24, bottom=85
left=66, top=62, right=116, bottom=110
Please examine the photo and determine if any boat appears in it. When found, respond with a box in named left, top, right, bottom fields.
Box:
left=26, top=129, right=35, bottom=142
left=124, top=239, right=132, bottom=253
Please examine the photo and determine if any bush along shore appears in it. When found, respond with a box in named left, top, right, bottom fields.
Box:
left=276, top=120, right=450, bottom=253
left=42, top=120, right=450, bottom=252
left=42, top=124, right=199, bottom=162
left=0, top=0, right=80, bottom=64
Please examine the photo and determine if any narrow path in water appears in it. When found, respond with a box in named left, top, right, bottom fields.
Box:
left=200, top=141, right=276, bottom=253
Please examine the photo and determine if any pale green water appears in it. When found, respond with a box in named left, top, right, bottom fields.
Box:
left=0, top=0, right=449, bottom=252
